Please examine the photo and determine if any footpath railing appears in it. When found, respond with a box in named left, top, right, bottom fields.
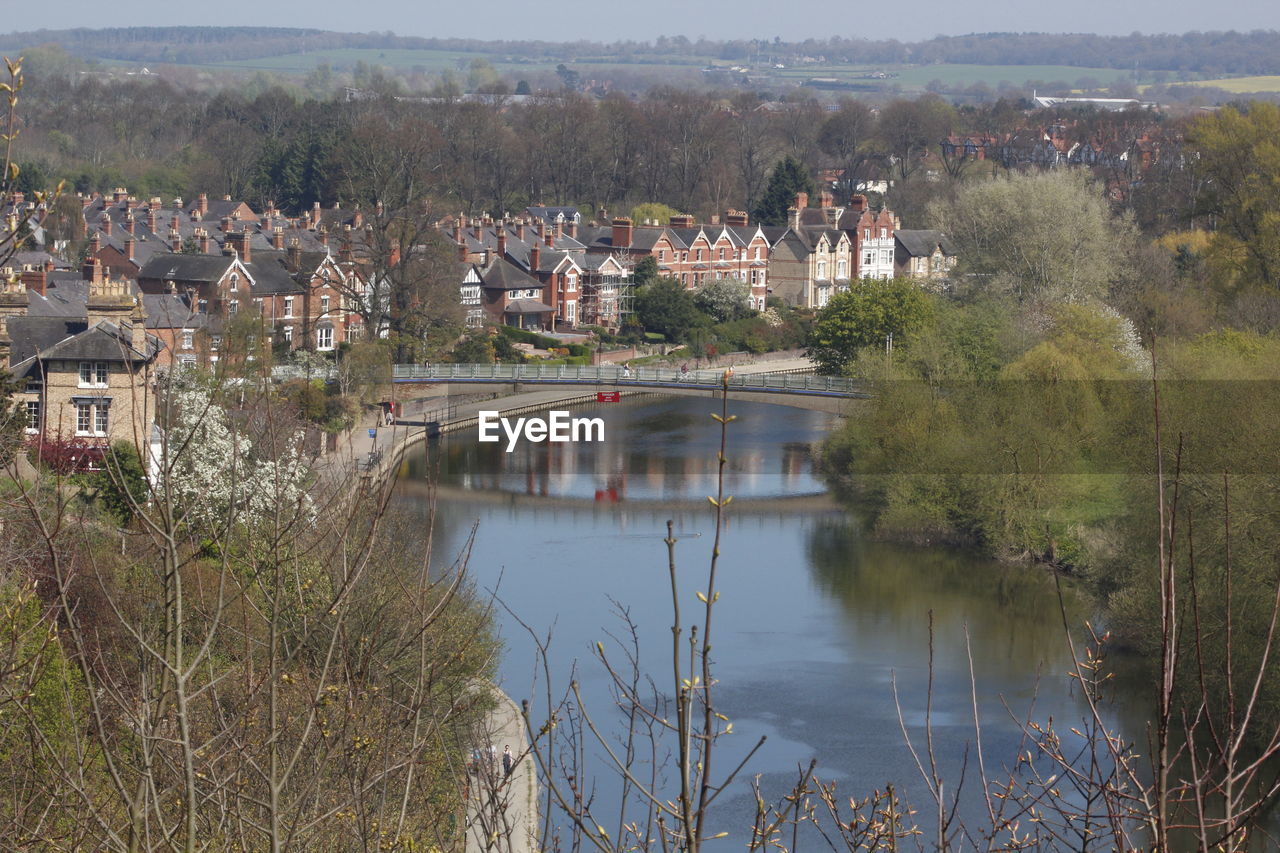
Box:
left=273, top=363, right=864, bottom=396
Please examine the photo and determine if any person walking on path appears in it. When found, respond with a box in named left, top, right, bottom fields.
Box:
left=502, top=745, right=513, bottom=778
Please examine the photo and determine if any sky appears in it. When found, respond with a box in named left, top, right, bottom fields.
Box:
left=2, top=0, right=1277, bottom=43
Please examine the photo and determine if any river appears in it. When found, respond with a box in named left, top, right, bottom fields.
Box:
left=395, top=394, right=1142, bottom=845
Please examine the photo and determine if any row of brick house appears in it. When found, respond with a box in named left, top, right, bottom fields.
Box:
left=79, top=189, right=372, bottom=368
left=441, top=196, right=955, bottom=329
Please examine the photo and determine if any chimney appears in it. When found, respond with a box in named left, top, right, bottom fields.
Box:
left=567, top=221, right=578, bottom=240
left=497, top=229, right=507, bottom=258
left=310, top=201, right=321, bottom=228
left=124, top=211, right=136, bottom=235
left=472, top=220, right=483, bottom=240
left=100, top=213, right=113, bottom=237
left=148, top=196, right=161, bottom=211
left=265, top=199, right=276, bottom=219
left=19, top=265, right=47, bottom=296
left=794, top=192, right=809, bottom=210
left=82, top=251, right=101, bottom=282
left=352, top=209, right=362, bottom=229
left=317, top=225, right=328, bottom=248
left=818, top=191, right=834, bottom=209
left=221, top=215, right=233, bottom=233
left=516, top=220, right=526, bottom=242
left=340, top=224, right=353, bottom=261
left=228, top=229, right=251, bottom=264
left=544, top=229, right=554, bottom=248
left=596, top=207, right=608, bottom=225
left=129, top=293, right=147, bottom=353
left=113, top=187, right=128, bottom=203
left=453, top=221, right=463, bottom=244
left=530, top=242, right=541, bottom=272
left=43, top=259, right=54, bottom=272
left=147, top=207, right=158, bottom=232
left=171, top=225, right=182, bottom=252
left=725, top=209, right=749, bottom=227
left=669, top=214, right=695, bottom=228
left=196, top=193, right=209, bottom=216
left=273, top=227, right=285, bottom=250
left=223, top=194, right=232, bottom=202
left=86, top=271, right=134, bottom=329
left=173, top=197, right=184, bottom=211
left=611, top=217, right=633, bottom=249
left=848, top=194, right=867, bottom=214
left=11, top=191, right=23, bottom=206
left=125, top=236, right=135, bottom=261
left=457, top=241, right=469, bottom=263
left=787, top=206, right=801, bottom=231
left=89, top=233, right=101, bottom=256
left=554, top=221, right=563, bottom=240
left=287, top=238, right=302, bottom=271
left=198, top=228, right=211, bottom=254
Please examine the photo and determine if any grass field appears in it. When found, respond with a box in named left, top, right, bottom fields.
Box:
left=211, top=49, right=1143, bottom=90
left=1177, top=75, right=1280, bottom=92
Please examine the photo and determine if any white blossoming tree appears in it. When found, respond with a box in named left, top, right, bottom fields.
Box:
left=161, top=380, right=311, bottom=535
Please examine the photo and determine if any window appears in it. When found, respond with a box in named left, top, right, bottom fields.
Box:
left=838, top=259, right=848, bottom=278
left=718, top=248, right=725, bottom=260
left=682, top=252, right=688, bottom=262
left=658, top=249, right=666, bottom=262
left=228, top=300, right=238, bottom=315
left=879, top=228, right=887, bottom=239
left=229, top=273, right=239, bottom=292
left=566, top=302, right=576, bottom=323
left=95, top=405, right=109, bottom=435
left=754, top=247, right=762, bottom=260
left=695, top=249, right=703, bottom=262
left=25, top=401, right=40, bottom=432
left=317, top=327, right=334, bottom=350
left=179, top=355, right=197, bottom=368
left=284, top=296, right=294, bottom=318
left=863, top=252, right=873, bottom=266
left=881, top=250, right=892, bottom=265
left=566, top=274, right=577, bottom=292
left=76, top=403, right=92, bottom=434
left=181, top=329, right=194, bottom=350
left=79, top=361, right=108, bottom=387
left=863, top=228, right=870, bottom=240
left=211, top=335, right=222, bottom=351
left=817, top=260, right=827, bottom=279
left=320, top=295, right=331, bottom=315
left=283, top=325, right=293, bottom=343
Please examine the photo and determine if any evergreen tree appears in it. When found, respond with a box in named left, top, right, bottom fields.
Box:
left=752, top=156, right=816, bottom=227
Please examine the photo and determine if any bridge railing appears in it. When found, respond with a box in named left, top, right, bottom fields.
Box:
left=272, top=363, right=862, bottom=395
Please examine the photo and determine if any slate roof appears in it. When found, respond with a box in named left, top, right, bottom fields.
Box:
left=895, top=230, right=956, bottom=257
left=504, top=298, right=554, bottom=314
left=525, top=206, right=581, bottom=224
left=27, top=279, right=92, bottom=318
left=8, top=317, right=159, bottom=377
left=477, top=258, right=543, bottom=291
left=244, top=250, right=307, bottom=295
left=142, top=294, right=212, bottom=330
left=137, top=253, right=235, bottom=284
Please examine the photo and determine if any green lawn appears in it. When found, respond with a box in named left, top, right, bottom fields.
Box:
left=781, top=62, right=1134, bottom=90
left=212, top=47, right=556, bottom=73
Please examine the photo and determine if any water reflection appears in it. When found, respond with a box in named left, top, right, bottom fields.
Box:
left=404, top=396, right=831, bottom=501
left=396, top=396, right=1141, bottom=841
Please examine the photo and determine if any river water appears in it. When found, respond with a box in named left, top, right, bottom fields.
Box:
left=395, top=394, right=1141, bottom=844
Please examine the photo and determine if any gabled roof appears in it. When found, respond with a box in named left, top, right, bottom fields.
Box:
left=525, top=206, right=581, bottom=224
left=895, top=230, right=956, bottom=258
left=504, top=298, right=554, bottom=314
left=137, top=253, right=236, bottom=284
left=142, top=294, right=212, bottom=330
left=8, top=316, right=159, bottom=374
left=245, top=250, right=307, bottom=296
left=477, top=257, right=543, bottom=291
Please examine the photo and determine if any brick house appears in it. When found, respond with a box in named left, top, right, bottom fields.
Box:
left=769, top=192, right=853, bottom=309
left=894, top=230, right=958, bottom=281
left=0, top=268, right=159, bottom=454
left=839, top=195, right=898, bottom=280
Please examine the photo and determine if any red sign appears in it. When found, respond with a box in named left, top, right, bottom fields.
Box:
left=597, top=391, right=621, bottom=402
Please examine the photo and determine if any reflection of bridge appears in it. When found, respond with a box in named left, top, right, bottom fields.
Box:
left=396, top=479, right=841, bottom=516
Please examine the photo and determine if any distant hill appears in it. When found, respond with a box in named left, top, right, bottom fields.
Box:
left=2, top=26, right=1280, bottom=76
